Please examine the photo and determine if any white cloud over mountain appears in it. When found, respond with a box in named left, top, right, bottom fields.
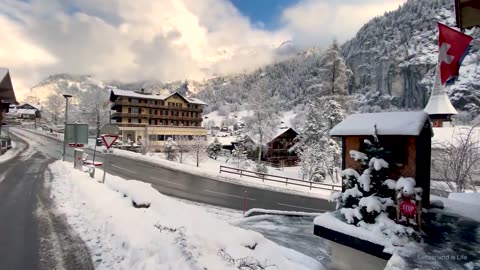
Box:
left=0, top=0, right=405, bottom=99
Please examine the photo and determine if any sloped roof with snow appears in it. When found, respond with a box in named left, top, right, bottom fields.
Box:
left=110, top=89, right=207, bottom=105
left=17, top=108, right=37, bottom=115
left=424, top=93, right=458, bottom=115
left=330, top=111, right=430, bottom=136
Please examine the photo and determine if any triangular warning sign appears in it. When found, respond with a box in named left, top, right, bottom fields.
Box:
left=102, top=135, right=118, bottom=149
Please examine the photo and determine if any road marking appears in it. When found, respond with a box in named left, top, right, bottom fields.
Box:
left=149, top=176, right=183, bottom=186
left=277, top=203, right=325, bottom=212
left=111, top=165, right=137, bottom=174
left=204, top=190, right=256, bottom=201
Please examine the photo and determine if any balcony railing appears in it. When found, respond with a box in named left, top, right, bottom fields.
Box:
left=111, top=100, right=203, bottom=112
left=116, top=123, right=206, bottom=129
left=112, top=112, right=202, bottom=122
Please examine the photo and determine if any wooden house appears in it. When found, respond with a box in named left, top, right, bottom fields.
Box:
left=266, top=128, right=299, bottom=167
left=330, top=111, right=433, bottom=207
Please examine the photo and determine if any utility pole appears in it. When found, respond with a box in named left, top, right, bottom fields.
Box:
left=62, top=94, right=72, bottom=161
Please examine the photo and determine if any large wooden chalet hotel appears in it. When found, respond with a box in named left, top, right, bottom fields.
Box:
left=109, top=89, right=207, bottom=150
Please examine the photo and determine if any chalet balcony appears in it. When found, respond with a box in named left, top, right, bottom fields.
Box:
left=116, top=123, right=206, bottom=129
left=111, top=112, right=202, bottom=122
left=111, top=100, right=203, bottom=112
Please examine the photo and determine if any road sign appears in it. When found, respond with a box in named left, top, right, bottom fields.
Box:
left=102, top=135, right=118, bottom=149
left=66, top=123, right=88, bottom=147
left=100, top=124, right=120, bottom=136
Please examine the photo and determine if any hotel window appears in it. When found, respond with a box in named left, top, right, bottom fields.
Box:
left=131, top=107, right=139, bottom=113
left=132, top=98, right=138, bottom=104
left=149, top=100, right=155, bottom=105
left=131, top=118, right=139, bottom=123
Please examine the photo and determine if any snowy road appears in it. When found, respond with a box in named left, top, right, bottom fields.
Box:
left=12, top=128, right=335, bottom=213
left=0, top=133, right=93, bottom=270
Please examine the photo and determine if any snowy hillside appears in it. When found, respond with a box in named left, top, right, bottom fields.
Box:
left=343, top=0, right=480, bottom=112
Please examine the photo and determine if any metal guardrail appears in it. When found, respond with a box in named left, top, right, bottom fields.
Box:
left=219, top=165, right=342, bottom=191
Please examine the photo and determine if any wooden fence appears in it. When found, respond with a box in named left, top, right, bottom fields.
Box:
left=219, top=165, right=342, bottom=191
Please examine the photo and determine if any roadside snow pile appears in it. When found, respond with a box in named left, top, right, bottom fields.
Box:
left=48, top=161, right=322, bottom=270
left=430, top=194, right=480, bottom=222
left=314, top=212, right=418, bottom=254
left=0, top=141, right=24, bottom=163
left=448, top=192, right=480, bottom=206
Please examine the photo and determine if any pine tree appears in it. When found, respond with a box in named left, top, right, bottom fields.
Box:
left=332, top=136, right=398, bottom=224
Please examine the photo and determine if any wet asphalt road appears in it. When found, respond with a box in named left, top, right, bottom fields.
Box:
left=0, top=132, right=94, bottom=270
left=12, top=128, right=335, bottom=213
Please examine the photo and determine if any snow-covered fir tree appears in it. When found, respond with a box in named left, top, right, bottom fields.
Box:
left=298, top=98, right=344, bottom=182
left=307, top=40, right=352, bottom=96
left=332, top=136, right=413, bottom=225
left=207, top=138, right=223, bottom=160
left=164, top=137, right=179, bottom=161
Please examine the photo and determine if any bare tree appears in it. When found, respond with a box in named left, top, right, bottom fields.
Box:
left=432, top=125, right=480, bottom=192
left=79, top=87, right=110, bottom=139
left=175, top=135, right=190, bottom=163
left=44, top=94, right=65, bottom=125
left=243, top=79, right=281, bottom=162
left=190, top=136, right=208, bottom=167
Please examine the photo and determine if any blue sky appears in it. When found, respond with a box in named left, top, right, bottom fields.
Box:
left=230, top=0, right=300, bottom=29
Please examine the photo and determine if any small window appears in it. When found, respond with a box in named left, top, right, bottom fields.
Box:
left=148, top=135, right=157, bottom=141
left=131, top=118, right=139, bottom=123
left=157, top=135, right=165, bottom=141
left=132, top=98, right=138, bottom=104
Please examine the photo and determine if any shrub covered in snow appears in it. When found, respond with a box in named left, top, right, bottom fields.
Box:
left=164, top=137, right=179, bottom=161
left=330, top=136, right=420, bottom=234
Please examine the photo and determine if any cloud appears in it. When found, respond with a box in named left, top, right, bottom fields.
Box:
left=281, top=0, right=406, bottom=47
left=0, top=0, right=406, bottom=100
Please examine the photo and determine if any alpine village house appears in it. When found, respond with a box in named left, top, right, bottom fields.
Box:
left=109, top=89, right=207, bottom=150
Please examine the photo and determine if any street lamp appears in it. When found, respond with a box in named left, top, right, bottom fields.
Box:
left=62, top=94, right=72, bottom=161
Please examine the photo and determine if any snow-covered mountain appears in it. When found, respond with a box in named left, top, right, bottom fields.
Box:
left=343, top=0, right=480, bottom=112
left=28, top=0, right=479, bottom=116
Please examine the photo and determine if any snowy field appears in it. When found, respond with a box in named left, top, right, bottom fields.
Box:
left=47, top=161, right=324, bottom=270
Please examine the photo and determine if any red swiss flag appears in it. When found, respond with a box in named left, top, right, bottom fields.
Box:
left=438, top=22, right=473, bottom=85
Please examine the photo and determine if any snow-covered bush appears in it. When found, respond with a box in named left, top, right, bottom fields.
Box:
left=254, top=162, right=268, bottom=174
left=164, top=137, right=179, bottom=161
left=331, top=136, right=420, bottom=230
left=207, top=138, right=222, bottom=160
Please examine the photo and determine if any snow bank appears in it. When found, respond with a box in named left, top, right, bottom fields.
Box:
left=448, top=192, right=480, bottom=206
left=431, top=195, right=480, bottom=222
left=314, top=212, right=417, bottom=254
left=0, top=141, right=25, bottom=163
left=244, top=208, right=322, bottom=218
left=48, top=161, right=322, bottom=270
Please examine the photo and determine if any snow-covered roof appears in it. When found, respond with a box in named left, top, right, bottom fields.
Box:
left=17, top=108, right=37, bottom=115
left=208, top=136, right=235, bottom=146
left=330, top=111, right=430, bottom=136
left=424, top=93, right=458, bottom=115
left=0, top=67, right=17, bottom=104
left=110, top=89, right=207, bottom=105
left=269, top=127, right=298, bottom=143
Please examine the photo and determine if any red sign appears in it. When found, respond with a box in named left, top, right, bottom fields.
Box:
left=399, top=200, right=417, bottom=217
left=68, top=143, right=85, bottom=148
left=101, top=135, right=118, bottom=149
